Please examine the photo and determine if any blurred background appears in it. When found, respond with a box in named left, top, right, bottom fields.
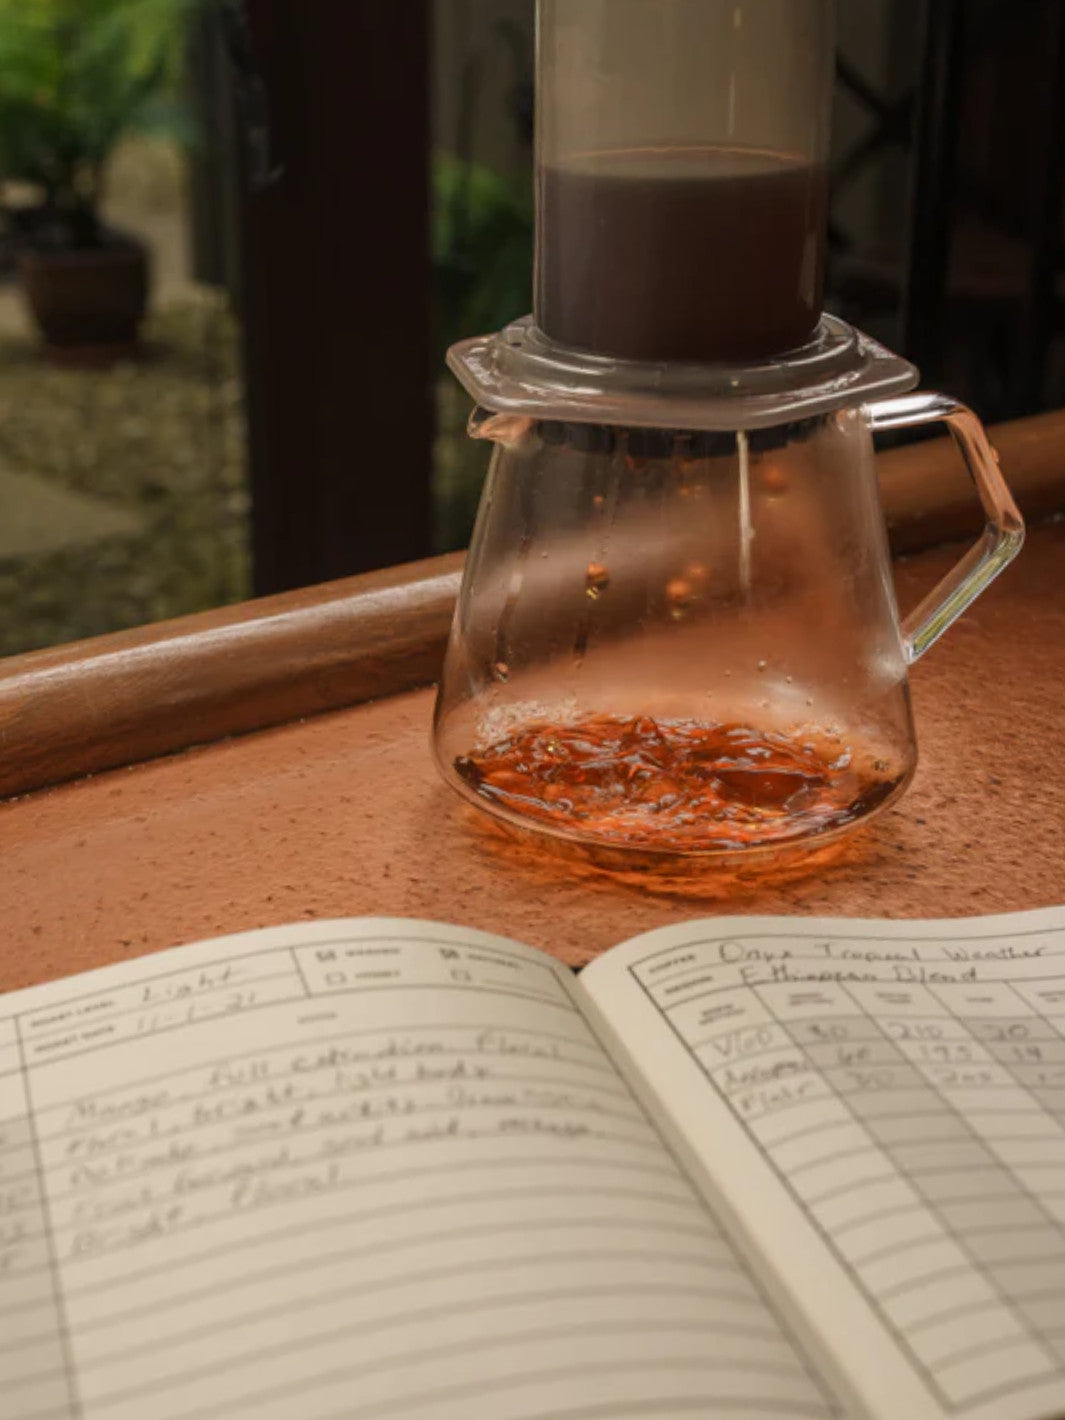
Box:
left=1, top=0, right=1063, bottom=656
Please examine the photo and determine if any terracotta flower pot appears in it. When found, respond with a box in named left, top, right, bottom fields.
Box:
left=20, top=235, right=150, bottom=367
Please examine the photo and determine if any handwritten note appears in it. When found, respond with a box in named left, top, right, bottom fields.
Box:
left=626, top=921, right=1065, bottom=1415
left=0, top=920, right=836, bottom=1420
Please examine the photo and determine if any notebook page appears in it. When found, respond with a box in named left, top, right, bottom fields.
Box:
left=580, top=910, right=1065, bottom=1420
left=0, top=918, right=840, bottom=1420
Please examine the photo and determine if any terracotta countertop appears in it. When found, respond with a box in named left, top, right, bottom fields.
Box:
left=2, top=521, right=1064, bottom=994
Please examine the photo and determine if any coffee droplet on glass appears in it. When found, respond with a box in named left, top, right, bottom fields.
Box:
left=586, top=563, right=610, bottom=599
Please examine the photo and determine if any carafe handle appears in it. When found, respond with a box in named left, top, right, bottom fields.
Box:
left=866, top=392, right=1025, bottom=664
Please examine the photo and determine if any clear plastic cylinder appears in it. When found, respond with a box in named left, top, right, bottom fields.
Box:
left=534, top=0, right=836, bottom=364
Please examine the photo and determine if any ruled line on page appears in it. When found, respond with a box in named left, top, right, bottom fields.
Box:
left=86, top=1320, right=817, bottom=1418
left=74, top=1283, right=789, bottom=1378
left=52, top=1160, right=705, bottom=1307
left=68, top=1246, right=762, bottom=1342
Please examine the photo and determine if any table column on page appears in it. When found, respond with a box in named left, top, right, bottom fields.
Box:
left=927, top=978, right=1065, bottom=1365
left=0, top=1017, right=78, bottom=1420
left=15, top=944, right=317, bottom=1420
left=837, top=979, right=1062, bottom=1409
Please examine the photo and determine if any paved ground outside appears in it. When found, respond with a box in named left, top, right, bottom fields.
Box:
left=0, top=138, right=250, bottom=658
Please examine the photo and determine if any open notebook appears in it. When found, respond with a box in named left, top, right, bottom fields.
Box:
left=2, top=908, right=1064, bottom=1420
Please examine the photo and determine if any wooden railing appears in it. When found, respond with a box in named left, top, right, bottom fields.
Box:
left=2, top=408, right=1064, bottom=801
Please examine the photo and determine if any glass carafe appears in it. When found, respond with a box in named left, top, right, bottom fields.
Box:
left=433, top=386, right=1023, bottom=864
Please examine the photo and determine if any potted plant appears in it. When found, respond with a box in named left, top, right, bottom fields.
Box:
left=0, top=0, right=194, bottom=365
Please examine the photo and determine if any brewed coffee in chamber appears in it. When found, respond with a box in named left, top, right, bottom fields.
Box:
left=536, top=147, right=828, bottom=364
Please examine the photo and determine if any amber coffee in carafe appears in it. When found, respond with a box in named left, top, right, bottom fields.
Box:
left=434, top=0, right=1023, bottom=866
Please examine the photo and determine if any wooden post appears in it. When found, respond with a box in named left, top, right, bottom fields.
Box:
left=238, top=0, right=433, bottom=594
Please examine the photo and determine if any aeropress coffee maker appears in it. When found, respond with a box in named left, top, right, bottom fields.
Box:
left=433, top=0, right=1023, bottom=868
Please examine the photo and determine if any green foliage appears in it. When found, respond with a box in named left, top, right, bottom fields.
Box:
left=0, top=0, right=197, bottom=246
left=433, top=151, right=534, bottom=363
